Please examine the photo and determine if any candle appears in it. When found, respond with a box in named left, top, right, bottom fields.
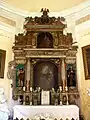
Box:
left=30, top=87, right=32, bottom=92
left=59, top=86, right=62, bottom=92
left=23, top=86, right=25, bottom=91
left=38, top=87, right=40, bottom=90
left=65, top=86, right=68, bottom=91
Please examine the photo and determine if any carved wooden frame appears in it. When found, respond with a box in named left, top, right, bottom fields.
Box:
left=0, top=49, right=6, bottom=78
left=82, top=45, right=90, bottom=79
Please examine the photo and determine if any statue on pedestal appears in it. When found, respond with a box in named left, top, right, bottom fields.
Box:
left=17, top=68, right=25, bottom=87
left=67, top=66, right=76, bottom=87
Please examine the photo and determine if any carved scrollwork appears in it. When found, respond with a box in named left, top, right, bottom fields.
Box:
left=51, top=58, right=60, bottom=65
left=31, top=59, right=39, bottom=65
left=7, top=60, right=16, bottom=79
left=25, top=32, right=36, bottom=47
left=14, top=50, right=26, bottom=58
left=65, top=58, right=76, bottom=64
left=52, top=32, right=59, bottom=48
left=15, top=59, right=26, bottom=64
left=26, top=50, right=66, bottom=57
left=66, top=50, right=77, bottom=57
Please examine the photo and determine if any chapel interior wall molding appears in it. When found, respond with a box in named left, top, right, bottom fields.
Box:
left=0, top=0, right=90, bottom=36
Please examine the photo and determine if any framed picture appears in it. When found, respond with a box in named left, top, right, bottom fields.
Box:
left=82, top=45, right=90, bottom=79
left=0, top=49, right=6, bottom=78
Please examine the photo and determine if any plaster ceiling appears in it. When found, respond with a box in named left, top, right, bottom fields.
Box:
left=1, top=0, right=88, bottom=12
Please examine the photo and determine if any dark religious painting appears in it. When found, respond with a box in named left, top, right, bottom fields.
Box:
left=0, top=49, right=6, bottom=78
left=66, top=64, right=76, bottom=87
left=82, top=45, right=90, bottom=79
left=37, top=32, right=53, bottom=48
left=33, top=61, right=58, bottom=90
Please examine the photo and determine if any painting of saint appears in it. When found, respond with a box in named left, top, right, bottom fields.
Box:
left=82, top=45, right=90, bottom=79
left=0, top=50, right=6, bottom=78
left=33, top=61, right=58, bottom=90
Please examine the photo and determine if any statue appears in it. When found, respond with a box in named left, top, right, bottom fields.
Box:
left=17, top=68, right=25, bottom=87
left=67, top=66, right=76, bottom=87
left=40, top=8, right=49, bottom=24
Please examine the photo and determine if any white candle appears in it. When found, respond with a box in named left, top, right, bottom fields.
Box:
left=65, top=86, right=68, bottom=91
left=38, top=87, right=40, bottom=90
left=59, top=86, right=62, bottom=92
left=30, top=87, right=32, bottom=92
left=23, top=86, right=25, bottom=91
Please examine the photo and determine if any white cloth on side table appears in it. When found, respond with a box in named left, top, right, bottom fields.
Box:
left=13, top=105, right=79, bottom=120
left=0, top=88, right=10, bottom=120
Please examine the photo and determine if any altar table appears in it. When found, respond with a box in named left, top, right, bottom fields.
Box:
left=13, top=105, right=79, bottom=120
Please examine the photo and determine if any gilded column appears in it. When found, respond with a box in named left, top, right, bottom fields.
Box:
left=58, top=60, right=61, bottom=86
left=26, top=58, right=30, bottom=92
left=61, top=58, right=66, bottom=91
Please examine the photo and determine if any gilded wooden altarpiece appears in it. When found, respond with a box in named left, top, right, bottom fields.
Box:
left=7, top=9, right=79, bottom=105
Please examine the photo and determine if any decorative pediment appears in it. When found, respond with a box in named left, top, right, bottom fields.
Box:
left=24, top=8, right=66, bottom=30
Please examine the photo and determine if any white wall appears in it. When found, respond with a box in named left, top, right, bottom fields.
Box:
left=75, top=20, right=90, bottom=119
left=0, top=28, right=14, bottom=104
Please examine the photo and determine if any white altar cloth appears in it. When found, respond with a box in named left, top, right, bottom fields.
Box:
left=13, top=105, right=79, bottom=120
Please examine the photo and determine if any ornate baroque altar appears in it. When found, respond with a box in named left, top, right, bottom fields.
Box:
left=8, top=8, right=79, bottom=106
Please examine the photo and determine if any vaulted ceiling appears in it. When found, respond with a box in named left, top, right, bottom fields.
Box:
left=2, top=0, right=88, bottom=12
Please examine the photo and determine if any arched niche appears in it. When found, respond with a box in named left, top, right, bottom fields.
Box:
left=33, top=61, right=58, bottom=90
left=37, top=32, right=53, bottom=48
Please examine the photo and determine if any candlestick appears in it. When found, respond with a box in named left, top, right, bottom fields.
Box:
left=66, top=93, right=69, bottom=105
left=60, top=93, right=62, bottom=105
